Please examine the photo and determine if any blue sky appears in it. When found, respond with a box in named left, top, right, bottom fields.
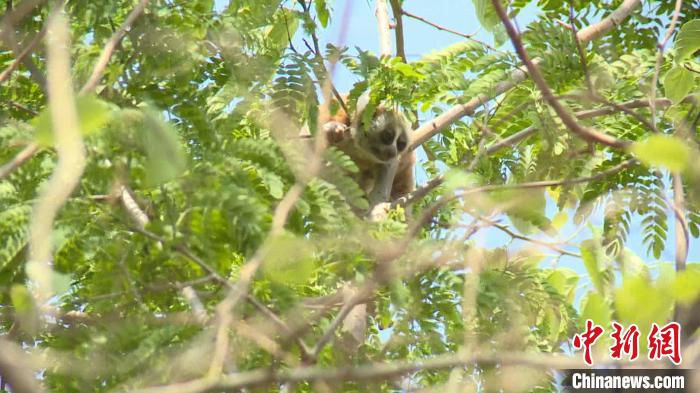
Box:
left=214, top=1, right=698, bottom=279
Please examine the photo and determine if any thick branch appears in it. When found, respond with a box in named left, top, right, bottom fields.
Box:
left=132, top=352, right=614, bottom=393
left=28, top=9, right=86, bottom=303
left=374, top=0, right=392, bottom=57
left=0, top=339, right=45, bottom=393
left=0, top=25, right=46, bottom=85
left=576, top=0, right=641, bottom=42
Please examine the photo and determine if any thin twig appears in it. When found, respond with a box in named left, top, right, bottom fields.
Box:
left=78, top=0, right=149, bottom=95
left=0, top=143, right=39, bottom=180
left=401, top=8, right=477, bottom=40
left=408, top=160, right=636, bottom=236
left=480, top=218, right=581, bottom=258
left=649, top=0, right=683, bottom=127
left=568, top=4, right=593, bottom=93
left=672, top=173, right=688, bottom=273
left=310, top=287, right=370, bottom=360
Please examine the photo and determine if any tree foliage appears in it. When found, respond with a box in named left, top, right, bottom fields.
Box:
left=0, top=0, right=699, bottom=392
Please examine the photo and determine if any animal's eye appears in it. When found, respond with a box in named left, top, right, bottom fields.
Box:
left=396, top=138, right=407, bottom=151
left=379, top=129, right=394, bottom=144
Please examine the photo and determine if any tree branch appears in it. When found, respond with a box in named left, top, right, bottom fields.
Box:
left=78, top=0, right=149, bottom=95
left=479, top=217, right=580, bottom=258
left=408, top=0, right=642, bottom=151
left=491, top=0, right=630, bottom=149
left=28, top=8, right=86, bottom=303
left=0, top=339, right=45, bottom=393
left=0, top=24, right=46, bottom=85
left=132, top=351, right=617, bottom=393
left=389, top=0, right=405, bottom=62
left=404, top=97, right=662, bottom=207
left=672, top=173, right=688, bottom=273
left=0, top=142, right=39, bottom=180
left=374, top=0, right=392, bottom=57
left=575, top=0, right=641, bottom=43
left=408, top=160, right=636, bottom=236
left=649, top=0, right=683, bottom=127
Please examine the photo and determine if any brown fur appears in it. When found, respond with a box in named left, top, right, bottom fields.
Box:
left=320, top=95, right=415, bottom=201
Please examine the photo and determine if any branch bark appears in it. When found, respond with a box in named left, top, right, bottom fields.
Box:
left=28, top=8, right=86, bottom=303
left=408, top=0, right=642, bottom=151
left=491, top=0, right=630, bottom=149
left=375, top=0, right=392, bottom=57
left=78, top=0, right=149, bottom=95
left=0, top=339, right=45, bottom=393
left=132, top=351, right=620, bottom=393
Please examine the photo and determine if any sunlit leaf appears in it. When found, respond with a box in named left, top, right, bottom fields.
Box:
left=663, top=66, right=694, bottom=103
left=630, top=135, right=690, bottom=172
left=32, top=95, right=111, bottom=146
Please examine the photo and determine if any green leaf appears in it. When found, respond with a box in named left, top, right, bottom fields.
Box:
left=663, top=65, right=695, bottom=103
left=315, top=0, right=330, bottom=28
left=32, top=95, right=111, bottom=146
left=580, top=239, right=605, bottom=294
left=141, top=108, right=186, bottom=187
left=261, top=233, right=315, bottom=285
left=472, top=0, right=502, bottom=32
left=630, top=135, right=690, bottom=172
left=393, top=62, right=424, bottom=79
left=674, top=265, right=700, bottom=305
left=674, top=19, right=700, bottom=62
left=580, top=291, right=611, bottom=329
left=614, top=274, right=673, bottom=328
left=10, top=284, right=39, bottom=334
left=546, top=268, right=579, bottom=303
left=10, top=284, right=34, bottom=313
left=443, top=170, right=479, bottom=192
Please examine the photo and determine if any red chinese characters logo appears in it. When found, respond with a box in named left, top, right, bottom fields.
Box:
left=648, top=322, right=682, bottom=365
left=573, top=319, right=605, bottom=366
left=609, top=322, right=640, bottom=361
left=573, top=321, right=682, bottom=366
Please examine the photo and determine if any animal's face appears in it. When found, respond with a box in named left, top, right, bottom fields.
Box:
left=356, top=107, right=410, bottom=163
